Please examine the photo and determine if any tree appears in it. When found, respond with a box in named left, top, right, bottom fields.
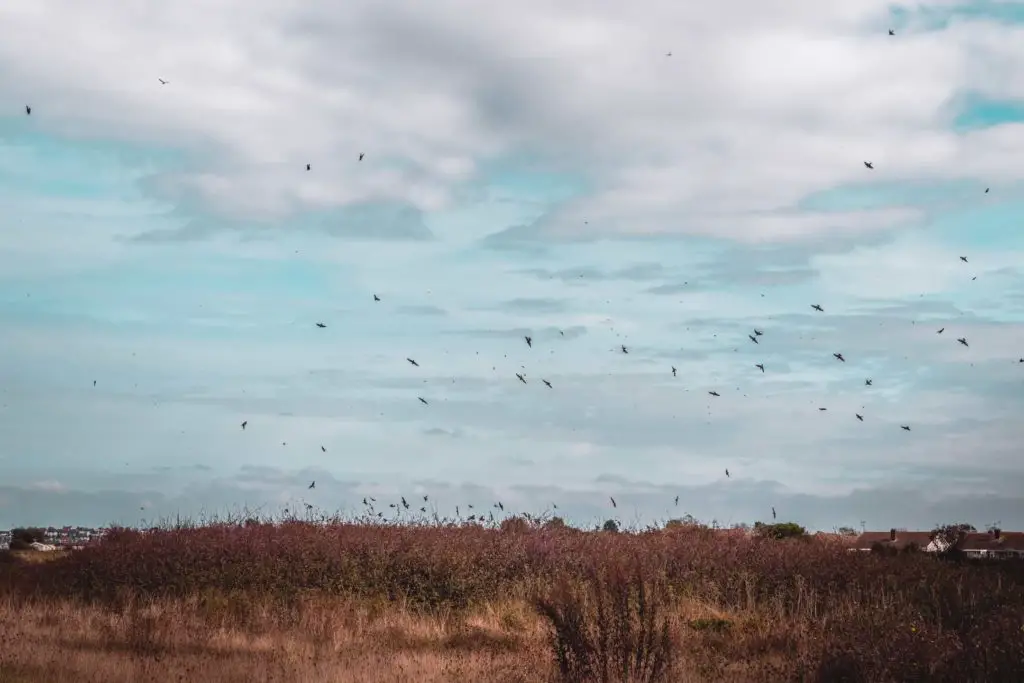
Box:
left=932, top=522, right=975, bottom=550
left=836, top=526, right=858, bottom=536
left=9, top=527, right=45, bottom=551
left=753, top=521, right=807, bottom=540
left=602, top=519, right=620, bottom=533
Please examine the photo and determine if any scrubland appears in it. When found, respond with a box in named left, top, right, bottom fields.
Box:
left=1, top=516, right=1022, bottom=682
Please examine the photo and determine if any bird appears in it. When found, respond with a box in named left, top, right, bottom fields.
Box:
left=709, top=391, right=720, bottom=397
left=748, top=334, right=759, bottom=344
left=811, top=304, right=824, bottom=312
left=241, top=421, right=247, bottom=430
left=666, top=51, right=672, bottom=57
left=401, top=497, right=409, bottom=509
left=901, top=425, right=911, bottom=431
left=542, top=379, right=552, bottom=388
left=725, top=469, right=730, bottom=478
left=960, top=256, right=968, bottom=263
left=316, top=322, right=326, bottom=328
left=755, top=364, right=765, bottom=373
left=674, top=495, right=679, bottom=506
left=93, top=380, right=96, bottom=387
left=321, top=445, right=326, bottom=453
left=25, top=105, right=31, bottom=115
left=856, top=414, right=864, bottom=421
left=158, top=78, right=168, bottom=85
left=772, top=506, right=776, bottom=519
left=524, top=335, right=532, bottom=348
left=936, top=328, right=944, bottom=334
left=308, top=481, right=315, bottom=489
left=407, top=358, right=419, bottom=367
left=306, top=164, right=311, bottom=171
left=753, top=329, right=764, bottom=336
left=865, top=379, right=872, bottom=386
left=985, top=188, right=990, bottom=193
left=864, top=161, right=874, bottom=169
left=373, top=294, right=380, bottom=301
left=957, top=337, right=969, bottom=347
left=516, top=373, right=527, bottom=384
left=888, top=29, right=895, bottom=35
left=610, top=497, right=617, bottom=508
left=671, top=366, right=677, bottom=377
left=418, top=397, right=428, bottom=405
left=833, top=353, right=846, bottom=362
left=819, top=407, right=827, bottom=411
left=621, top=345, right=628, bottom=354
left=359, top=153, right=364, bottom=161
left=1019, top=358, right=1023, bottom=363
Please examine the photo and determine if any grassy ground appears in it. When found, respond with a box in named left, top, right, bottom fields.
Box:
left=0, top=519, right=1022, bottom=682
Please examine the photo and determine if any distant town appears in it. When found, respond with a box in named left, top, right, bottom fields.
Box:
left=0, top=526, right=110, bottom=550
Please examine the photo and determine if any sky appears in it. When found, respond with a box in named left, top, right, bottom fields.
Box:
left=1, top=0, right=1024, bottom=533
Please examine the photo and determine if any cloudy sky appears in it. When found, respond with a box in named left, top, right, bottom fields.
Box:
left=2, top=0, right=1023, bottom=532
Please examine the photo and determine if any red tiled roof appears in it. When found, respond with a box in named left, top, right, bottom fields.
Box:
left=958, top=531, right=1024, bottom=553
left=851, top=531, right=935, bottom=551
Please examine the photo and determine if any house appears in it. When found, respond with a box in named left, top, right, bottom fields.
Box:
left=956, top=529, right=1024, bottom=559
left=850, top=529, right=945, bottom=553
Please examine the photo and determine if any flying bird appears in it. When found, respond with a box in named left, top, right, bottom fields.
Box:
left=418, top=397, right=428, bottom=405
left=748, top=334, right=759, bottom=344
left=542, top=379, right=552, bottom=388
left=671, top=366, right=677, bottom=377
left=725, top=469, right=730, bottom=478
left=516, top=373, right=527, bottom=384
left=321, top=445, right=326, bottom=453
left=833, top=353, right=846, bottom=362
left=865, top=379, right=872, bottom=386
left=25, top=105, right=31, bottom=115
left=819, top=407, right=827, bottom=411
left=359, top=153, right=364, bottom=161
left=755, top=364, right=765, bottom=373
left=957, top=337, right=969, bottom=347
left=811, top=304, right=824, bottom=312
left=772, top=506, right=776, bottom=519
left=407, top=358, right=419, bottom=366
left=306, top=163, right=311, bottom=171
left=373, top=294, right=380, bottom=301
left=960, top=256, right=968, bottom=263
left=316, top=322, right=326, bottom=328
left=621, top=345, right=628, bottom=354
left=856, top=414, right=864, bottom=421
left=888, top=29, right=894, bottom=35
left=753, top=329, right=763, bottom=336
left=709, top=391, right=720, bottom=397
left=610, top=497, right=616, bottom=508
left=901, top=425, right=911, bottom=431
left=985, top=188, right=990, bottom=193
left=158, top=78, right=168, bottom=85
left=864, top=161, right=874, bottom=169
left=524, top=335, right=532, bottom=348
left=241, top=421, right=247, bottom=430
left=308, top=481, right=315, bottom=489
left=674, top=495, right=679, bottom=506
left=936, top=328, right=944, bottom=334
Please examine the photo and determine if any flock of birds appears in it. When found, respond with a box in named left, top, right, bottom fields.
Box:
left=20, top=26, right=1024, bottom=524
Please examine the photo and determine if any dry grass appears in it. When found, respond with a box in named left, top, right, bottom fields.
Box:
left=1, top=518, right=1022, bottom=682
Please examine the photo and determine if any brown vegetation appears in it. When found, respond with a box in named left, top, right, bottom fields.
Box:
left=1, top=516, right=1022, bottom=682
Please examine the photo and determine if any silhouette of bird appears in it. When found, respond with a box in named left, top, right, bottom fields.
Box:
left=957, top=337, right=969, bottom=347
left=308, top=481, right=315, bottom=489
left=158, top=78, right=168, bottom=85
left=725, top=469, right=730, bottom=478
left=864, top=161, right=874, bottom=169
left=1019, top=358, right=1023, bottom=363
left=306, top=164, right=311, bottom=171
left=621, top=345, right=628, bottom=354
left=671, top=366, right=677, bottom=377
left=241, top=421, right=247, bottom=430
left=25, top=105, right=31, bottom=115
left=833, top=353, right=846, bottom=362
left=496, top=501, right=504, bottom=511
left=753, top=329, right=763, bottom=336
left=321, top=445, right=326, bottom=453
left=418, top=397, right=428, bottom=405
left=524, top=335, right=532, bottom=348
left=888, top=29, right=895, bottom=35
left=960, top=256, right=968, bottom=263
left=865, top=379, right=872, bottom=386
left=985, top=188, right=990, bottom=193
left=402, top=497, right=409, bottom=509
left=856, top=414, right=864, bottom=421
left=709, top=391, right=720, bottom=397
left=901, top=425, right=911, bottom=431
left=610, top=497, right=616, bottom=508
left=407, top=358, right=419, bottom=366
left=772, top=506, right=776, bottom=519
left=373, top=294, right=380, bottom=301
left=93, top=380, right=96, bottom=386
left=937, top=328, right=944, bottom=334
left=516, top=373, right=527, bottom=384
left=811, top=304, right=824, bottom=312
left=316, top=322, right=326, bottom=328
left=674, top=495, right=679, bottom=506
left=748, top=334, right=758, bottom=344
left=542, top=379, right=552, bottom=388
left=359, top=153, right=364, bottom=161
left=423, top=495, right=428, bottom=502
left=755, top=364, right=765, bottom=373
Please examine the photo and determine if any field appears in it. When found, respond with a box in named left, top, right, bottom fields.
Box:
left=1, top=517, right=1023, bottom=682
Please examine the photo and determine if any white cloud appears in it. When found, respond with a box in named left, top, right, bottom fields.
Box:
left=2, top=1, right=1023, bottom=241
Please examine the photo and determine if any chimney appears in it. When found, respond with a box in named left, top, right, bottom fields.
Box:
left=890, top=528, right=896, bottom=541
left=993, top=528, right=1001, bottom=540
